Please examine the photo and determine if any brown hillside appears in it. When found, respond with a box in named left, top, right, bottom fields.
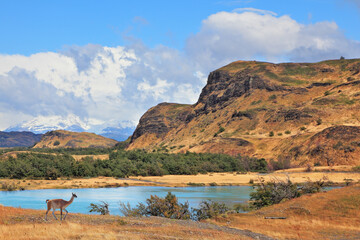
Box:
left=211, top=184, right=360, bottom=240
left=128, top=59, right=360, bottom=166
left=33, top=130, right=118, bottom=148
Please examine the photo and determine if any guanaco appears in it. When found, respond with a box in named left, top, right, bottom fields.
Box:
left=45, top=193, right=77, bottom=221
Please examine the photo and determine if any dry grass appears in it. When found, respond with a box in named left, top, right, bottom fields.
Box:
left=71, top=154, right=109, bottom=161
left=209, top=185, right=360, bottom=240
left=0, top=206, right=254, bottom=240
left=131, top=171, right=360, bottom=187
left=1, top=170, right=360, bottom=191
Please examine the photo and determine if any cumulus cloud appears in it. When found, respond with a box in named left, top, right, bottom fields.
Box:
left=0, top=43, right=204, bottom=132
left=233, top=8, right=277, bottom=16
left=0, top=67, right=85, bottom=116
left=186, top=9, right=360, bottom=70
left=122, top=42, right=204, bottom=106
left=1, top=8, right=360, bottom=132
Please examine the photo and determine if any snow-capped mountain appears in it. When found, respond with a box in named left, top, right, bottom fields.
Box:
left=100, top=126, right=135, bottom=141
left=5, top=115, right=135, bottom=141
left=6, top=115, right=89, bottom=134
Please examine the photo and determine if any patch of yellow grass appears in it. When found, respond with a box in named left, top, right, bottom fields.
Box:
left=210, top=185, right=360, bottom=240
left=1, top=170, right=360, bottom=191
left=0, top=206, right=251, bottom=240
left=71, top=154, right=109, bottom=161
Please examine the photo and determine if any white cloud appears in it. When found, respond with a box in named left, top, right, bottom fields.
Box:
left=232, top=7, right=277, bottom=16
left=186, top=10, right=360, bottom=70
left=0, top=43, right=204, bottom=132
left=137, top=78, right=174, bottom=101
left=1, top=9, right=360, bottom=133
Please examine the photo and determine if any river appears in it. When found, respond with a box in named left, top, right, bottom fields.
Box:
left=0, top=186, right=253, bottom=215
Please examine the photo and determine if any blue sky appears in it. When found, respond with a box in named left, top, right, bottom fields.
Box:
left=0, top=0, right=359, bottom=133
left=1, top=0, right=359, bottom=55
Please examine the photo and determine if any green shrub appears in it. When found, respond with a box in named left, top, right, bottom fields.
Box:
left=0, top=181, right=17, bottom=191
left=250, top=100, right=262, bottom=105
left=89, top=201, right=110, bottom=215
left=120, top=192, right=191, bottom=220
left=233, top=203, right=252, bottom=213
left=249, top=178, right=324, bottom=209
left=285, top=130, right=291, bottom=134
left=300, top=126, right=306, bottom=131
left=192, top=200, right=229, bottom=220
left=324, top=90, right=332, bottom=96
left=316, top=118, right=322, bottom=125
left=120, top=192, right=233, bottom=221
left=187, top=182, right=205, bottom=186
left=269, top=131, right=274, bottom=137
left=119, top=201, right=147, bottom=217
left=352, top=166, right=360, bottom=172
left=214, top=126, right=225, bottom=137
left=53, top=140, right=60, bottom=146
left=268, top=94, right=277, bottom=100
left=269, top=157, right=291, bottom=171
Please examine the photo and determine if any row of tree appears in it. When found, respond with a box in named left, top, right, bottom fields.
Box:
left=0, top=149, right=267, bottom=179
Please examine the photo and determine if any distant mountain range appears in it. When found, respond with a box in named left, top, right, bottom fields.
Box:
left=5, top=115, right=90, bottom=134
left=5, top=116, right=135, bottom=143
left=99, top=127, right=134, bottom=141
left=0, top=131, right=42, bottom=147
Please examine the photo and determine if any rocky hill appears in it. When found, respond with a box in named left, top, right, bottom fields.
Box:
left=33, top=130, right=118, bottom=149
left=0, top=131, right=42, bottom=147
left=128, top=59, right=360, bottom=167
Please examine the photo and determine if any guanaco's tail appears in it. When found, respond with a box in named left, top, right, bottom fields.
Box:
left=46, top=199, right=49, bottom=203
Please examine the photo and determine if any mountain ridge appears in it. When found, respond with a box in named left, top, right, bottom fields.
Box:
left=0, top=131, right=42, bottom=147
left=33, top=130, right=118, bottom=149
left=128, top=58, right=360, bottom=167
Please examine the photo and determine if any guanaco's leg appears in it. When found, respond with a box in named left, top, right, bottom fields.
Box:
left=63, top=209, right=68, bottom=220
left=45, top=209, right=49, bottom=221
left=52, top=208, right=58, bottom=220
left=45, top=201, right=51, bottom=221
left=60, top=208, right=63, bottom=221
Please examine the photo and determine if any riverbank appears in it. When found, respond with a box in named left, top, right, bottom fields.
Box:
left=0, top=205, right=264, bottom=240
left=1, top=185, right=360, bottom=239
left=1, top=166, right=359, bottom=191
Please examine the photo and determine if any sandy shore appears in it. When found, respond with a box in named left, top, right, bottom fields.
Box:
left=1, top=166, right=359, bottom=191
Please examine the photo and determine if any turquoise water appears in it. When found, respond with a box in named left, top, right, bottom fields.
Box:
left=0, top=186, right=253, bottom=215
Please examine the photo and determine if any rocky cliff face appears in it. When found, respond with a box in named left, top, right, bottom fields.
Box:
left=128, top=59, right=360, bottom=166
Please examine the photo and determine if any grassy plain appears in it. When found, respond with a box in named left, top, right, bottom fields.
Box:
left=0, top=205, right=256, bottom=240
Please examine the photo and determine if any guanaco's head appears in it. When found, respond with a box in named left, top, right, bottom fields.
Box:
left=72, top=193, right=77, bottom=198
